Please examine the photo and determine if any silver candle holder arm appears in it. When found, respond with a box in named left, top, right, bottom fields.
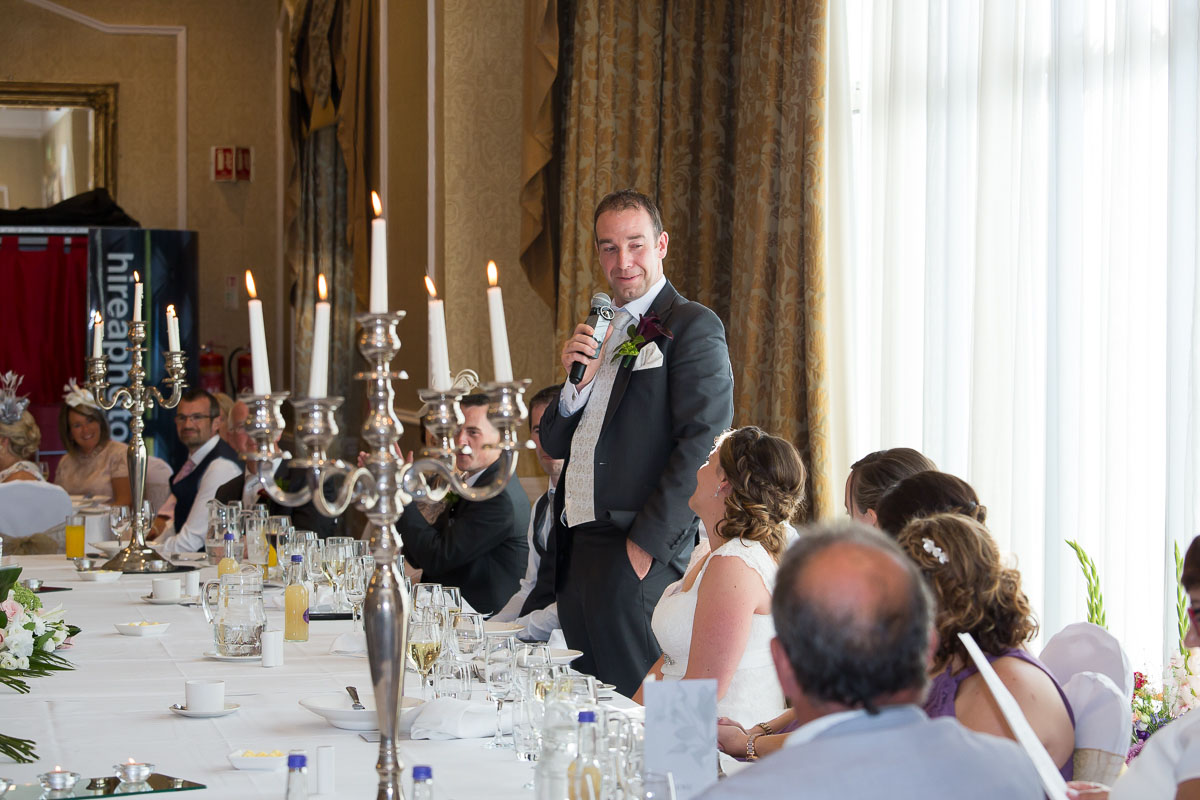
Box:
left=84, top=320, right=187, bottom=573
left=237, top=310, right=531, bottom=800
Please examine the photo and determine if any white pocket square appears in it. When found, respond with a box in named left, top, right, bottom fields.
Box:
left=632, top=341, right=664, bottom=371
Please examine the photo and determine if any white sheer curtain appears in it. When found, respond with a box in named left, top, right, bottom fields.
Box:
left=829, top=0, right=1200, bottom=670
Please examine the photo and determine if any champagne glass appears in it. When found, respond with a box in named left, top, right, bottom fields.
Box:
left=322, top=537, right=353, bottom=610
left=441, top=586, right=462, bottom=614
left=344, top=554, right=373, bottom=632
left=408, top=608, right=443, bottom=700
left=484, top=632, right=516, bottom=749
left=451, top=611, right=485, bottom=662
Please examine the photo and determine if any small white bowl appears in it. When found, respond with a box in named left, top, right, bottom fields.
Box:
left=298, top=693, right=423, bottom=731
left=92, top=540, right=123, bottom=556
left=114, top=622, right=170, bottom=637
left=228, top=749, right=287, bottom=771
left=78, top=569, right=122, bottom=583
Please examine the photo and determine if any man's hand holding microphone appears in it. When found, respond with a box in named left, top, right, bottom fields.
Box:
left=561, top=292, right=616, bottom=390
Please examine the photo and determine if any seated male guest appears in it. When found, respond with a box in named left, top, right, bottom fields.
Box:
left=399, top=393, right=530, bottom=615
left=699, top=520, right=1042, bottom=800
left=213, top=400, right=338, bottom=537
left=491, top=385, right=564, bottom=640
left=150, top=390, right=240, bottom=555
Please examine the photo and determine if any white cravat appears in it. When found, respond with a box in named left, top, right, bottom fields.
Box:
left=563, top=308, right=632, bottom=527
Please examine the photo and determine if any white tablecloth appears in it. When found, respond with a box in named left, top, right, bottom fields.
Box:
left=1, top=555, right=628, bottom=798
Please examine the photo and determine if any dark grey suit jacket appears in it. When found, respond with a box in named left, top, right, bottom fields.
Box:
left=539, top=279, right=734, bottom=573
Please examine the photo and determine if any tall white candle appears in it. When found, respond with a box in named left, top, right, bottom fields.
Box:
left=92, top=311, right=104, bottom=358
left=165, top=305, right=181, bottom=352
left=244, top=270, right=272, bottom=395
left=485, top=260, right=513, bottom=382
left=309, top=274, right=331, bottom=398
left=425, top=276, right=452, bottom=392
left=133, top=272, right=143, bottom=322
left=369, top=191, right=388, bottom=313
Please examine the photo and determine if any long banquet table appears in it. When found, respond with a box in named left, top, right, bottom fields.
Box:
left=2, top=555, right=623, bottom=798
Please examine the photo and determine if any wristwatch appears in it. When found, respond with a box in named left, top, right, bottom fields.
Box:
left=746, top=732, right=764, bottom=761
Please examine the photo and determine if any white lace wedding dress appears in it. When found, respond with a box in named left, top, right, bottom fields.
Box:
left=650, top=537, right=785, bottom=727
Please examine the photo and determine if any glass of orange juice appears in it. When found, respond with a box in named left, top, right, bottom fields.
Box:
left=65, top=514, right=86, bottom=559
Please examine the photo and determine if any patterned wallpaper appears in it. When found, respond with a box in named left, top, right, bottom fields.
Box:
left=441, top=0, right=559, bottom=476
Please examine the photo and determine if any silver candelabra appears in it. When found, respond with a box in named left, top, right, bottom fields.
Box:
left=240, top=311, right=530, bottom=800
left=84, top=320, right=187, bottom=573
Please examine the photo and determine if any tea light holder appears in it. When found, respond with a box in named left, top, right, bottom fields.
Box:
left=38, top=766, right=80, bottom=791
left=114, top=759, right=154, bottom=783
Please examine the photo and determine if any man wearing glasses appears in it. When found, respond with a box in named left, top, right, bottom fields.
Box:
left=149, top=389, right=240, bottom=554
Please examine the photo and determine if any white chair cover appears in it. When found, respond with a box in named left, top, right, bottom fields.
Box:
left=144, top=456, right=174, bottom=515
left=1064, top=671, right=1130, bottom=753
left=0, top=481, right=73, bottom=536
left=1040, top=621, right=1134, bottom=701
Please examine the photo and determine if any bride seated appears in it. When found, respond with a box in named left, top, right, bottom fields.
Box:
left=634, top=426, right=806, bottom=731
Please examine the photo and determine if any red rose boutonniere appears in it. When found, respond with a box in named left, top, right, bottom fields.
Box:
left=612, top=311, right=674, bottom=369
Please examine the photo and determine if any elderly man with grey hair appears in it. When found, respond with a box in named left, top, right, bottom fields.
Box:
left=699, top=520, right=1042, bottom=799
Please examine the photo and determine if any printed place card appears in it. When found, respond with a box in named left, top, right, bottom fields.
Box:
left=644, top=678, right=718, bottom=799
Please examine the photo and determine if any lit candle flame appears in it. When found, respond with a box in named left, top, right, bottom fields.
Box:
left=424, top=275, right=438, bottom=299
left=133, top=271, right=140, bottom=283
left=94, top=310, right=103, bottom=325
left=371, top=191, right=382, bottom=217
left=166, top=304, right=176, bottom=318
left=318, top=274, right=328, bottom=301
left=245, top=270, right=258, bottom=298
left=128, top=758, right=136, bottom=765
left=487, top=260, right=499, bottom=287
left=54, top=765, right=62, bottom=772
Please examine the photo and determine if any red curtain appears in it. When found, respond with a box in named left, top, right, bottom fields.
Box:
left=0, top=234, right=89, bottom=405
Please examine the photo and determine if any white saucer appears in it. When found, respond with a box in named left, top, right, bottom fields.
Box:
left=549, top=648, right=584, bottom=665
left=203, top=650, right=261, bottom=663
left=114, top=622, right=170, bottom=637
left=483, top=620, right=523, bottom=634
left=170, top=703, right=239, bottom=718
left=142, top=595, right=199, bottom=605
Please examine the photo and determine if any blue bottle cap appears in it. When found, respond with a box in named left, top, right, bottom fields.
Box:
left=287, top=754, right=306, bottom=769
left=412, top=765, right=432, bottom=781
left=224, top=532, right=234, bottom=541
left=291, top=554, right=303, bottom=563
left=578, top=710, right=595, bottom=723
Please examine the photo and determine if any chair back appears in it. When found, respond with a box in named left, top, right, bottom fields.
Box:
left=145, top=456, right=175, bottom=515
left=1040, top=621, right=1134, bottom=701
left=0, top=481, right=73, bottom=537
left=1062, top=671, right=1129, bottom=784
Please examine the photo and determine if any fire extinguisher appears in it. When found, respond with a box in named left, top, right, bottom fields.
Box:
left=197, top=343, right=225, bottom=394
left=230, top=346, right=254, bottom=395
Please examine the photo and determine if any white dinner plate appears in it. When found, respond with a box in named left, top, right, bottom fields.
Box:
left=141, top=595, right=199, bottom=606
left=483, top=620, right=523, bottom=634
left=549, top=648, right=583, bottom=665
left=169, top=703, right=239, bottom=718
left=114, top=622, right=170, bottom=637
left=78, top=570, right=122, bottom=583
left=203, top=651, right=261, bottom=663
left=298, top=693, right=423, bottom=731
left=228, top=749, right=287, bottom=771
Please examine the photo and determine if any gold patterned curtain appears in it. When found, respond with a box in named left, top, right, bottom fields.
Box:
left=519, top=0, right=560, bottom=313
left=556, top=0, right=831, bottom=518
left=285, top=0, right=369, bottom=461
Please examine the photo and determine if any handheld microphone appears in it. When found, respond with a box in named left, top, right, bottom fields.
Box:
left=568, top=292, right=616, bottom=385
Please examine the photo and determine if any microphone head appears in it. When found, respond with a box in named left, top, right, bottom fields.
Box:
left=589, top=292, right=613, bottom=310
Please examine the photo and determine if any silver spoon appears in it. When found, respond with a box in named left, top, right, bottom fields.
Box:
left=346, top=686, right=365, bottom=710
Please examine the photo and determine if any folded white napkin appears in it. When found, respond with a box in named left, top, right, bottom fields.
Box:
left=330, top=631, right=367, bottom=657
left=403, top=697, right=511, bottom=740
left=266, top=584, right=337, bottom=612
left=548, top=629, right=568, bottom=650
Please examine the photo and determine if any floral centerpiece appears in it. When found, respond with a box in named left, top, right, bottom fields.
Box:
left=0, top=564, right=79, bottom=762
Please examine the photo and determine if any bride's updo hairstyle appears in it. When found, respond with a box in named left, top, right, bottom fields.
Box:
left=715, top=426, right=807, bottom=562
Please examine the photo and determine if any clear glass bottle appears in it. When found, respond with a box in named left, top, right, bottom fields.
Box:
left=411, top=765, right=433, bottom=800
left=217, top=532, right=239, bottom=576
left=284, top=751, right=308, bottom=799
left=284, top=554, right=309, bottom=642
left=568, top=710, right=603, bottom=800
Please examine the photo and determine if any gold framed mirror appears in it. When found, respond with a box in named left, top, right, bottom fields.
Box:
left=0, top=81, right=117, bottom=209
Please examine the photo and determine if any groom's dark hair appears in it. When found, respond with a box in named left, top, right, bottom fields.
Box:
left=593, top=189, right=665, bottom=239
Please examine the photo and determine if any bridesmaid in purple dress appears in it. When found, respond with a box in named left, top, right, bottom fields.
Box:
left=898, top=512, right=1076, bottom=780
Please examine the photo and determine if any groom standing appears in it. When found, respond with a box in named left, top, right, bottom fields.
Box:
left=540, top=190, right=734, bottom=696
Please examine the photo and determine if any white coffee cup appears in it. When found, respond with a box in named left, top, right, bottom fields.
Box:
left=261, top=629, right=284, bottom=668
left=184, top=679, right=224, bottom=712
left=152, top=578, right=181, bottom=601
left=182, top=570, right=201, bottom=597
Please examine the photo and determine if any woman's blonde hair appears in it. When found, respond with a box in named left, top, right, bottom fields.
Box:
left=714, top=426, right=807, bottom=562
left=0, top=410, right=42, bottom=460
left=897, top=513, right=1036, bottom=673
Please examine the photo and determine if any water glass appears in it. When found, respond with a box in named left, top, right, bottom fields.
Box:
left=642, top=772, right=676, bottom=800
left=512, top=695, right=541, bottom=762
left=432, top=660, right=469, bottom=700
left=413, top=582, right=443, bottom=612
left=484, top=632, right=516, bottom=749
left=451, top=611, right=485, bottom=661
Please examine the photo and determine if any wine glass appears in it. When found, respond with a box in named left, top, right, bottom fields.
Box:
left=344, top=554, right=373, bottom=632
left=441, top=586, right=462, bottom=614
left=322, top=537, right=354, bottom=611
left=450, top=611, right=485, bottom=662
left=484, top=632, right=516, bottom=749
left=408, top=607, right=443, bottom=700
left=642, top=772, right=676, bottom=800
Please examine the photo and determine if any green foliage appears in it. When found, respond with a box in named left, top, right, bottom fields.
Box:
left=1179, top=542, right=1190, bottom=656
left=11, top=583, right=41, bottom=611
left=1066, top=540, right=1107, bottom=628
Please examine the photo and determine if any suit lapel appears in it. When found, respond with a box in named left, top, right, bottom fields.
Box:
left=602, top=281, right=680, bottom=431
